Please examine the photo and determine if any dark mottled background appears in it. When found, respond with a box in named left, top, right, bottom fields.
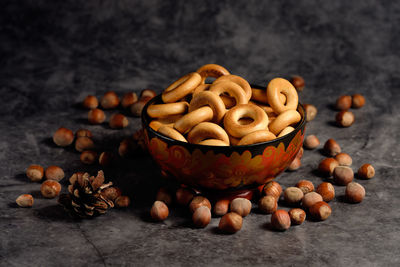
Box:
left=1, top=1, right=399, bottom=266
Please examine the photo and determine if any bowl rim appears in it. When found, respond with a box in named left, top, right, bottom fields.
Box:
left=141, top=85, right=307, bottom=149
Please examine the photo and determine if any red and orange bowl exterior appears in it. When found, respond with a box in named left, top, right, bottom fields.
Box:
left=141, top=91, right=306, bottom=193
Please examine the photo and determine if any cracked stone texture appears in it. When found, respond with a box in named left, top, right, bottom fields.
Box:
left=1, top=0, right=400, bottom=266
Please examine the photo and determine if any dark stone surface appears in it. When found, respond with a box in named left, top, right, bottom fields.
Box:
left=1, top=0, right=399, bottom=266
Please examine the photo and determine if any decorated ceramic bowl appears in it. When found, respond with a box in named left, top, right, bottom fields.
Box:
left=141, top=88, right=306, bottom=194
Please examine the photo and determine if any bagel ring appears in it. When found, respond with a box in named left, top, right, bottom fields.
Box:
left=193, top=84, right=211, bottom=95
left=198, top=139, right=229, bottom=146
left=196, top=64, right=230, bottom=84
left=277, top=126, right=295, bottom=137
left=149, top=115, right=182, bottom=131
left=249, top=101, right=277, bottom=118
left=162, top=72, right=201, bottom=103
left=174, top=106, right=214, bottom=134
left=147, top=101, right=188, bottom=118
left=189, top=91, right=226, bottom=123
left=209, top=81, right=248, bottom=106
left=237, top=130, right=277, bottom=146
left=158, top=125, right=187, bottom=143
left=268, top=109, right=301, bottom=136
left=193, top=83, right=236, bottom=108
left=251, top=88, right=286, bottom=105
left=266, top=78, right=298, bottom=114
left=223, top=104, right=269, bottom=138
left=187, top=122, right=229, bottom=144
left=214, top=75, right=252, bottom=101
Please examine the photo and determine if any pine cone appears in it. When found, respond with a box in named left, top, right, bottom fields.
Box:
left=58, top=170, right=114, bottom=218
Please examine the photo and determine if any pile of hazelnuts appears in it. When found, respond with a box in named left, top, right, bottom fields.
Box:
left=334, top=94, right=366, bottom=127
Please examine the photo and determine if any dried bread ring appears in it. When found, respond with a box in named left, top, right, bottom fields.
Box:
left=223, top=104, right=269, bottom=138
left=209, top=81, right=248, bottom=106
left=251, top=88, right=286, bottom=105
left=162, top=72, right=202, bottom=103
left=249, top=101, right=277, bottom=118
left=214, top=75, right=252, bottom=101
left=193, top=84, right=211, bottom=95
left=197, top=139, right=229, bottom=146
left=149, top=115, right=182, bottom=131
left=266, top=78, right=298, bottom=114
left=237, top=130, right=276, bottom=146
left=187, top=122, right=229, bottom=144
left=277, top=126, right=295, bottom=137
left=189, top=91, right=226, bottom=123
left=196, top=64, right=230, bottom=84
left=158, top=126, right=187, bottom=143
left=174, top=106, right=214, bottom=134
left=147, top=102, right=188, bottom=118
left=229, top=135, right=241, bottom=146
left=193, top=83, right=236, bottom=108
left=268, top=110, right=301, bottom=136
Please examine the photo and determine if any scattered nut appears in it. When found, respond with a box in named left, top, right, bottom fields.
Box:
left=302, top=192, right=323, bottom=209
left=336, top=110, right=355, bottom=127
left=323, top=138, right=341, bottom=156
left=262, top=181, right=282, bottom=199
left=175, top=187, right=194, bottom=206
left=75, top=137, right=95, bottom=152
left=335, top=95, right=352, bottom=110
left=303, top=104, right=317, bottom=122
left=53, top=127, right=74, bottom=147
left=352, top=94, right=365, bottom=109
left=318, top=158, right=339, bottom=177
left=287, top=158, right=301, bottom=171
left=88, top=108, right=106, bottom=124
left=99, top=151, right=114, bottom=166
left=109, top=113, right=129, bottom=129
left=100, top=91, right=120, bottom=109
left=333, top=166, right=354, bottom=186
left=258, top=195, right=277, bottom=214
left=218, top=212, right=243, bottom=234
left=130, top=97, right=152, bottom=117
left=80, top=150, right=98, bottom=165
left=334, top=152, right=352, bottom=166
left=271, top=210, right=291, bottom=231
left=82, top=95, right=99, bottom=109
left=140, top=89, right=157, bottom=99
left=230, top=198, right=252, bottom=217
left=75, top=129, right=93, bottom=138
left=155, top=187, right=172, bottom=206
left=316, top=182, right=335, bottom=202
left=309, top=201, right=331, bottom=221
left=303, top=135, right=320, bottom=150
left=296, top=180, right=314, bottom=194
left=45, top=166, right=65, bottom=181
left=345, top=182, right=366, bottom=203
left=288, top=208, right=306, bottom=225
left=150, top=200, right=169, bottom=221
left=26, top=165, right=44, bottom=182
left=192, top=206, right=211, bottom=228
left=357, top=164, right=375, bottom=179
left=189, top=196, right=211, bottom=213
left=283, top=187, right=304, bottom=205
left=121, top=92, right=138, bottom=108
left=101, top=187, right=122, bottom=202
left=213, top=199, right=230, bottom=216
left=290, top=75, right=305, bottom=92
left=115, top=196, right=130, bottom=208
left=16, top=194, right=34, bottom=207
left=40, top=180, right=61, bottom=198
left=118, top=138, right=138, bottom=158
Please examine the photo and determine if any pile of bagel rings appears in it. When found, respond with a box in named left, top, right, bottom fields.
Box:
left=147, top=64, right=301, bottom=146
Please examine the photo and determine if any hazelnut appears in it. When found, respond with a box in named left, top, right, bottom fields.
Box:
left=316, top=182, right=335, bottom=202
left=175, top=187, right=194, bottom=206
left=99, top=151, right=114, bottom=166
left=290, top=75, right=305, bottom=92
left=283, top=187, right=304, bottom=205
left=288, top=208, right=306, bottom=225
left=302, top=192, right=323, bottom=209
left=115, top=196, right=130, bottom=208
left=82, top=95, right=98, bottom=109
left=100, top=91, right=120, bottom=109
left=271, top=210, right=291, bottom=231
left=218, top=212, right=243, bottom=234
left=213, top=199, right=230, bottom=216
left=109, top=113, right=129, bottom=129
left=88, top=108, right=106, bottom=124
left=53, top=127, right=74, bottom=147
left=75, top=129, right=93, bottom=138
left=26, top=164, right=44, bottom=182
left=303, top=135, right=320, bottom=150
left=335, top=95, right=352, bottom=110
left=345, top=182, right=365, bottom=203
left=318, top=157, right=339, bottom=177
left=230, top=198, right=252, bottom=217
left=258, top=195, right=277, bottom=214
left=336, top=110, right=355, bottom=127
left=101, top=187, right=122, bottom=202
left=334, top=152, right=352, bottom=166
left=40, top=180, right=61, bottom=198
left=309, top=201, right=331, bottom=221
left=150, top=200, right=169, bottom=221
left=323, top=138, right=341, bottom=157
left=80, top=150, right=98, bottom=165
left=192, top=206, right=211, bottom=228
left=333, top=166, right=354, bottom=186
left=16, top=194, right=34, bottom=207
left=357, top=164, right=375, bottom=179
left=262, top=181, right=282, bottom=199
left=121, top=92, right=138, bottom=108
left=130, top=97, right=151, bottom=117
left=140, top=89, right=157, bottom=99
left=75, top=137, right=94, bottom=152
left=303, top=104, right=317, bottom=122
left=118, top=138, right=138, bottom=158
left=45, top=166, right=65, bottom=181
left=352, top=94, right=365, bottom=109
left=295, top=147, right=304, bottom=160
left=155, top=187, right=173, bottom=206
left=189, top=196, right=211, bottom=213
left=287, top=158, right=301, bottom=171
left=296, top=180, right=315, bottom=194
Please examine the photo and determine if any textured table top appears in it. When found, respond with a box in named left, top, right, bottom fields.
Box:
left=1, top=1, right=400, bottom=266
